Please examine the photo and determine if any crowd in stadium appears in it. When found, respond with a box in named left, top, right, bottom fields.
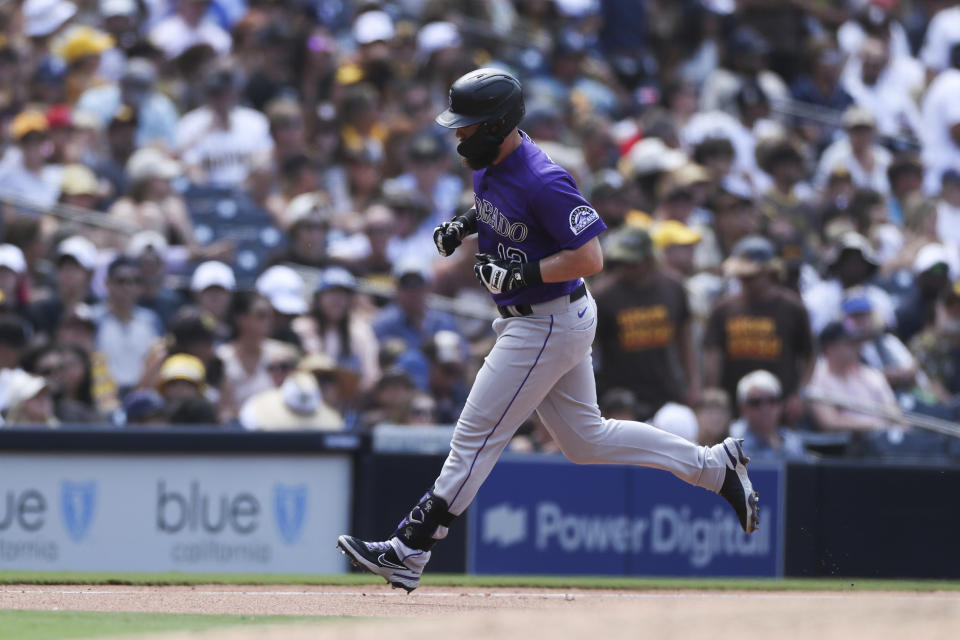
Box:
left=1, top=0, right=959, bottom=460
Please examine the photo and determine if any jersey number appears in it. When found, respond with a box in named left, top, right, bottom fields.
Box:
left=497, top=244, right=528, bottom=263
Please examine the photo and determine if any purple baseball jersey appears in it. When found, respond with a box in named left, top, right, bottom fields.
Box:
left=473, top=132, right=607, bottom=306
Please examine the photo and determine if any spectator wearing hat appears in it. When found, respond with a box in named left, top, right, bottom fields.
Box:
left=729, top=370, right=808, bottom=462
left=894, top=242, right=956, bottom=344
left=841, top=290, right=933, bottom=403
left=76, top=57, right=179, bottom=149
left=58, top=163, right=106, bottom=212
left=215, top=290, right=292, bottom=409
left=122, top=389, right=166, bottom=426
left=704, top=235, right=814, bottom=420
left=54, top=25, right=115, bottom=104
left=803, top=231, right=896, bottom=335
left=651, top=219, right=703, bottom=278
left=255, top=265, right=308, bottom=347
left=139, top=304, right=230, bottom=417
left=20, top=0, right=77, bottom=73
left=93, top=256, right=163, bottom=394
left=268, top=192, right=335, bottom=269
left=1, top=370, right=57, bottom=427
left=239, top=370, right=343, bottom=431
left=815, top=106, right=892, bottom=196
left=96, top=0, right=142, bottom=80
left=27, top=235, right=97, bottom=338
left=156, top=353, right=207, bottom=406
left=910, top=280, right=960, bottom=401
left=297, top=352, right=361, bottom=425
left=372, top=259, right=460, bottom=373
left=126, top=231, right=183, bottom=329
left=806, top=319, right=900, bottom=433
left=417, top=329, right=468, bottom=425
left=190, top=260, right=234, bottom=328
left=148, top=0, right=232, bottom=60
left=293, top=266, right=380, bottom=393
left=390, top=130, right=462, bottom=230
left=840, top=37, right=923, bottom=143
left=593, top=226, right=699, bottom=414
left=0, top=110, right=60, bottom=208
left=0, top=244, right=27, bottom=317
left=174, top=61, right=273, bottom=188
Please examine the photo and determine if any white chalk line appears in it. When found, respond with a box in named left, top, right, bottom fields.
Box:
left=1, top=589, right=958, bottom=602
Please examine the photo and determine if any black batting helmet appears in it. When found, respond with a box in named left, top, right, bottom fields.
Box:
left=435, top=68, right=525, bottom=139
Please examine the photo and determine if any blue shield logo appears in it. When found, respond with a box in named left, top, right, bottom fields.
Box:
left=61, top=481, right=97, bottom=542
left=273, top=484, right=308, bottom=545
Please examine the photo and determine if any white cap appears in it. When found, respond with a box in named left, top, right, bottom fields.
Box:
left=416, top=21, right=461, bottom=57
left=256, top=265, right=307, bottom=315
left=353, top=10, right=394, bottom=45
left=392, top=256, right=433, bottom=283
left=285, top=191, right=332, bottom=227
left=0, top=244, right=26, bottom=275
left=126, top=230, right=168, bottom=259
left=126, top=147, right=181, bottom=183
left=623, top=137, right=687, bottom=177
left=2, top=370, right=49, bottom=414
left=736, top=370, right=782, bottom=405
left=650, top=402, right=699, bottom=443
left=191, top=260, right=236, bottom=292
left=99, top=0, right=136, bottom=17
left=23, top=0, right=77, bottom=37
left=316, top=266, right=358, bottom=292
left=913, top=243, right=951, bottom=275
left=57, top=235, right=98, bottom=271
left=281, top=371, right=321, bottom=415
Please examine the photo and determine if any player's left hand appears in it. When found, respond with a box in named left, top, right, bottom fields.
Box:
left=474, top=253, right=527, bottom=294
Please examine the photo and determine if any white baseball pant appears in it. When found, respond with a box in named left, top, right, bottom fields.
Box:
left=432, top=289, right=728, bottom=516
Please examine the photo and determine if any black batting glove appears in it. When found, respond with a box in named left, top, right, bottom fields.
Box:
left=433, top=207, right=478, bottom=257
left=433, top=219, right=466, bottom=257
left=474, top=253, right=528, bottom=294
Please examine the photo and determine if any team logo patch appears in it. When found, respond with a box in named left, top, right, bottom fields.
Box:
left=274, top=484, right=308, bottom=545
left=61, top=480, right=97, bottom=542
left=569, top=206, right=599, bottom=235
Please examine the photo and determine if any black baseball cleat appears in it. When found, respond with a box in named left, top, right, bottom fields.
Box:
left=717, top=437, right=760, bottom=534
left=336, top=535, right=430, bottom=593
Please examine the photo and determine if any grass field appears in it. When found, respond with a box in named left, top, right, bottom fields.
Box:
left=2, top=570, right=959, bottom=591
left=2, top=572, right=958, bottom=640
left=0, top=610, right=327, bottom=640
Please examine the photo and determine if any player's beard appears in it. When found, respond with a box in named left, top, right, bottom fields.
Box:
left=457, top=131, right=501, bottom=170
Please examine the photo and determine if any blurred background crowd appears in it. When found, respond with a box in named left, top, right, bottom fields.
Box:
left=1, top=0, right=960, bottom=461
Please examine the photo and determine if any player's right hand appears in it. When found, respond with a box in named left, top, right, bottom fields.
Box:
left=433, top=220, right=465, bottom=257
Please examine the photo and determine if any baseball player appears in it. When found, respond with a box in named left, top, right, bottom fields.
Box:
left=337, top=69, right=759, bottom=591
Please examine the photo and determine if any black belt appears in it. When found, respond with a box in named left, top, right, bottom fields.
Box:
left=497, top=283, right=587, bottom=318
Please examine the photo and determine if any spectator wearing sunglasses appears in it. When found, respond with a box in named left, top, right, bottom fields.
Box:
left=729, top=370, right=808, bottom=462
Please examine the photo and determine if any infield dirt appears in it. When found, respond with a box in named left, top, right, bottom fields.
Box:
left=2, top=584, right=958, bottom=640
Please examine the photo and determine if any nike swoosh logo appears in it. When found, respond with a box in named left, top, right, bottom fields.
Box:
left=577, top=307, right=587, bottom=318
left=377, top=554, right=409, bottom=570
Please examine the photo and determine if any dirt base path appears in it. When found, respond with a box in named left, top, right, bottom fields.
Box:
left=2, top=585, right=958, bottom=640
